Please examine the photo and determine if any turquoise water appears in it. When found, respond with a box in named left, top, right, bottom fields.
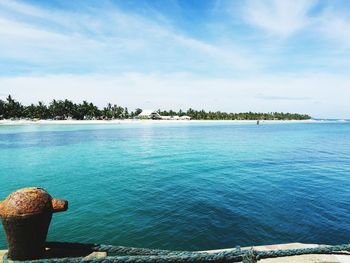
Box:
left=0, top=122, right=350, bottom=250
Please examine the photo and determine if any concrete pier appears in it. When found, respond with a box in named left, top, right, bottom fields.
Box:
left=202, top=243, right=350, bottom=262
left=1, top=243, right=350, bottom=262
left=0, top=249, right=107, bottom=262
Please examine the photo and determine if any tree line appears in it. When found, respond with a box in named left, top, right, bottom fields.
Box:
left=0, top=95, right=139, bottom=120
left=0, top=95, right=311, bottom=120
left=159, top=109, right=311, bottom=120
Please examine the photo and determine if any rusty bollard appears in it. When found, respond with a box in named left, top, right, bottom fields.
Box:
left=0, top=187, right=68, bottom=260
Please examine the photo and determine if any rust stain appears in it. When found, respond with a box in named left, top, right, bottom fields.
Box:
left=0, top=187, right=68, bottom=261
left=52, top=198, right=68, bottom=213
left=0, top=187, right=67, bottom=217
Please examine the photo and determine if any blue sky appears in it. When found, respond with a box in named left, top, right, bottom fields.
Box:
left=0, top=0, right=349, bottom=118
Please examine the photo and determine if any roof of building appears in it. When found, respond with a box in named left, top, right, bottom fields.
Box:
left=138, top=110, right=159, bottom=116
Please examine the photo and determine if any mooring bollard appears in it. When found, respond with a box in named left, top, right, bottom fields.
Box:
left=0, top=187, right=68, bottom=260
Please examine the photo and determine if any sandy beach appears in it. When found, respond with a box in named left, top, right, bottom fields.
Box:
left=0, top=119, right=326, bottom=126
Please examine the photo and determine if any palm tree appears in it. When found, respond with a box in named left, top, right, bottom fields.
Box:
left=35, top=101, right=48, bottom=119
left=0, top=95, right=312, bottom=121
left=0, top=99, right=5, bottom=119
left=5, top=95, right=24, bottom=119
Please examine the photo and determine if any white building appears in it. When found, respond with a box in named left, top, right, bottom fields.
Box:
left=179, top=116, right=191, bottom=120
left=161, top=115, right=191, bottom=120
left=137, top=110, right=161, bottom=119
left=137, top=110, right=191, bottom=120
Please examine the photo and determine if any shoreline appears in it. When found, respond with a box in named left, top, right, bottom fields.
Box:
left=0, top=119, right=344, bottom=126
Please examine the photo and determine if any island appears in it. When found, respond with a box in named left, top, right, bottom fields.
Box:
left=0, top=95, right=311, bottom=121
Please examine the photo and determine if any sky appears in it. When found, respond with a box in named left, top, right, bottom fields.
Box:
left=0, top=0, right=349, bottom=118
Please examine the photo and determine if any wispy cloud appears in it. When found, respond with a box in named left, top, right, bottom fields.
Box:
left=0, top=72, right=349, bottom=118
left=0, top=0, right=350, bottom=118
left=255, top=94, right=312, bottom=101
left=242, top=0, right=315, bottom=37
left=316, top=10, right=350, bottom=48
left=0, top=0, right=256, bottom=75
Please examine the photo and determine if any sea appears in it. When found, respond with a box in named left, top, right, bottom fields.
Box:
left=0, top=121, right=349, bottom=250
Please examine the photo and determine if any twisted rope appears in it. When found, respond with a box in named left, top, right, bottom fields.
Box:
left=3, top=242, right=350, bottom=262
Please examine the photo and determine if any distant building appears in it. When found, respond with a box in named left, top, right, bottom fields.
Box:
left=161, top=115, right=191, bottom=120
left=137, top=110, right=161, bottom=119
left=53, top=116, right=65, bottom=120
left=179, top=116, right=191, bottom=120
left=137, top=110, right=191, bottom=120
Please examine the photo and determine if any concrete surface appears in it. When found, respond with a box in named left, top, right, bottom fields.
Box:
left=1, top=243, right=349, bottom=262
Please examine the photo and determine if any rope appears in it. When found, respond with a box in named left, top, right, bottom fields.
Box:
left=3, top=242, right=350, bottom=262
left=256, top=244, right=350, bottom=260
left=44, top=242, right=243, bottom=262
left=46, top=242, right=178, bottom=256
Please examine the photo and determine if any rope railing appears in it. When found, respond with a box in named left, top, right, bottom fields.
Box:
left=8, top=241, right=347, bottom=263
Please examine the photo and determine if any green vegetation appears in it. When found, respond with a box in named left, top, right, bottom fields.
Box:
left=0, top=95, right=311, bottom=120
left=0, top=95, right=133, bottom=120
left=159, top=109, right=311, bottom=120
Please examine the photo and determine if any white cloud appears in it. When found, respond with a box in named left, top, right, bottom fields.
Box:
left=1, top=0, right=350, bottom=118
left=0, top=0, right=256, bottom=73
left=0, top=72, right=349, bottom=118
left=243, top=0, right=315, bottom=37
left=316, top=10, right=350, bottom=48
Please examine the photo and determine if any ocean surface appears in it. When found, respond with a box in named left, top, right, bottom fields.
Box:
left=0, top=121, right=350, bottom=250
